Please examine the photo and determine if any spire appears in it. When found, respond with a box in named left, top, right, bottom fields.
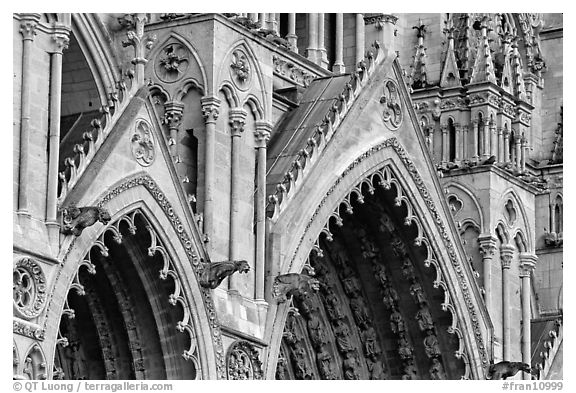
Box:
left=498, top=26, right=515, bottom=94
left=410, top=19, right=428, bottom=89
left=439, top=16, right=462, bottom=88
left=511, top=36, right=527, bottom=101
left=470, top=15, right=497, bottom=84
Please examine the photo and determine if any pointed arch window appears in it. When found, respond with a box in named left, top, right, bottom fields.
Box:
left=554, top=195, right=563, bottom=234
left=477, top=113, right=484, bottom=157
left=448, top=118, right=456, bottom=162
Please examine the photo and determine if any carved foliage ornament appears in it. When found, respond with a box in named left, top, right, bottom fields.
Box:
left=155, top=43, right=189, bottom=83
left=227, top=341, right=263, bottom=380
left=380, top=80, right=403, bottom=130
left=13, top=258, right=47, bottom=319
left=131, top=119, right=156, bottom=166
left=230, top=49, right=252, bottom=90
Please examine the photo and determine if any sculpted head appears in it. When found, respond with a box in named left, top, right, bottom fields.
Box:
left=98, top=208, right=112, bottom=224
left=235, top=260, right=250, bottom=273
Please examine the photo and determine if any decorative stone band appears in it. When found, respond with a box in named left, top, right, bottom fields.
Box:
left=364, top=13, right=399, bottom=26
left=500, top=245, right=515, bottom=269
left=288, top=137, right=489, bottom=374
left=267, top=41, right=386, bottom=220
left=13, top=319, right=45, bottom=340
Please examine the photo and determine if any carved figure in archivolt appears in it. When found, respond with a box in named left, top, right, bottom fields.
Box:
left=429, top=358, right=446, bottom=380
left=382, top=283, right=399, bottom=309
left=416, top=306, right=435, bottom=331
left=275, top=352, right=289, bottom=380
left=61, top=206, right=111, bottom=236
left=349, top=296, right=370, bottom=328
left=378, top=212, right=396, bottom=233
left=199, top=259, right=250, bottom=289
left=323, top=286, right=346, bottom=321
left=334, top=320, right=355, bottom=353
left=401, top=258, right=416, bottom=279
left=307, top=312, right=328, bottom=348
left=391, top=237, right=408, bottom=257
left=317, top=349, right=337, bottom=380
left=368, top=359, right=388, bottom=380
left=358, top=230, right=379, bottom=259
left=343, top=352, right=361, bottom=380
left=402, top=360, right=418, bottom=380
left=410, top=280, right=427, bottom=305
left=390, top=309, right=406, bottom=333
left=361, top=325, right=381, bottom=360
left=292, top=346, right=313, bottom=380
left=374, top=264, right=389, bottom=287
left=423, top=330, right=442, bottom=358
left=340, top=265, right=362, bottom=296
left=398, top=332, right=414, bottom=360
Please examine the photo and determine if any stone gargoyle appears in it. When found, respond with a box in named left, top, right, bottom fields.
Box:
left=199, top=260, right=250, bottom=289
left=486, top=361, right=537, bottom=380
left=272, top=273, right=320, bottom=303
left=61, top=206, right=111, bottom=236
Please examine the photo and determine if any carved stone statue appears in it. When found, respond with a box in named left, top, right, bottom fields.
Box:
left=390, top=309, right=406, bottom=333
left=316, top=349, right=337, bottom=380
left=292, top=345, right=313, bottom=380
left=397, top=332, right=413, bottom=360
left=275, top=354, right=288, bottom=380
left=307, top=312, right=328, bottom=348
left=199, top=260, right=250, bottom=289
left=374, top=264, right=389, bottom=287
left=486, top=361, right=535, bottom=380
left=334, top=320, right=354, bottom=353
left=342, top=352, right=361, bottom=380
left=61, top=206, right=111, bottom=236
left=429, top=358, right=446, bottom=380
left=402, top=360, right=418, bottom=380
left=382, top=284, right=399, bottom=309
left=324, top=286, right=346, bottom=321
left=361, top=325, right=381, bottom=360
left=401, top=258, right=416, bottom=279
left=423, top=330, right=442, bottom=358
left=368, top=359, right=388, bottom=380
left=349, top=296, right=370, bottom=327
left=272, top=273, right=320, bottom=303
left=415, top=306, right=435, bottom=331
left=410, top=281, right=427, bottom=305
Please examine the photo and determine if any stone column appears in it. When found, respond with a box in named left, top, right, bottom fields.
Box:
left=497, top=127, right=504, bottom=163
left=254, top=121, right=272, bottom=301
left=426, top=127, right=434, bottom=154
left=472, top=120, right=479, bottom=161
left=519, top=253, right=537, bottom=380
left=318, top=13, right=328, bottom=68
left=520, top=134, right=528, bottom=172
left=455, top=123, right=462, bottom=162
left=17, top=14, right=41, bottom=216
left=462, top=124, right=469, bottom=160
left=482, top=120, right=490, bottom=159
left=201, top=97, right=221, bottom=253
left=479, top=236, right=497, bottom=312
left=46, top=28, right=70, bottom=248
left=355, top=13, right=365, bottom=66
left=333, top=13, right=345, bottom=74
left=286, top=13, right=298, bottom=53
left=500, top=245, right=515, bottom=361
left=258, top=13, right=266, bottom=28
left=503, top=129, right=510, bottom=163
left=307, top=13, right=319, bottom=63
left=490, top=120, right=497, bottom=158
left=441, top=124, right=448, bottom=164
left=515, top=134, right=522, bottom=170
left=229, top=108, right=247, bottom=292
left=164, top=101, right=185, bottom=167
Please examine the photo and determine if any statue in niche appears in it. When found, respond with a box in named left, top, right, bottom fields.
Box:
left=350, top=296, right=370, bottom=328
left=199, top=259, right=250, bottom=289
left=324, top=286, right=346, bottom=321
left=343, top=352, right=361, bottom=380
left=379, top=212, right=396, bottom=233
left=374, top=264, right=389, bottom=287
left=402, top=360, right=418, bottom=380
left=64, top=341, right=88, bottom=380
left=340, top=265, right=362, bottom=297
left=358, top=229, right=379, bottom=259
left=292, top=345, right=313, bottom=380
left=307, top=312, right=328, bottom=348
left=397, top=332, right=414, bottom=360
left=429, top=358, right=446, bottom=380
left=423, top=330, right=442, bottom=358
left=410, top=280, right=427, bottom=305
left=390, top=309, right=406, bottom=333
left=391, top=236, right=408, bottom=258
left=272, top=273, right=320, bottom=303
left=297, top=294, right=316, bottom=318
left=334, top=320, right=355, bottom=353
left=415, top=306, right=435, bottom=331
left=61, top=206, right=111, bottom=236
left=368, top=359, right=388, bottom=380
left=382, top=283, right=399, bottom=309
left=275, top=354, right=288, bottom=380
left=316, top=349, right=337, bottom=380
left=401, top=258, right=416, bottom=279
left=361, top=325, right=381, bottom=360
left=283, top=315, right=303, bottom=345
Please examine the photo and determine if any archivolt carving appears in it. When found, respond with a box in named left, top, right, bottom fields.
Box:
left=13, top=258, right=48, bottom=320
left=289, top=137, right=488, bottom=376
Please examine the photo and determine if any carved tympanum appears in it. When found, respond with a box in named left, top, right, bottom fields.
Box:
left=61, top=206, right=111, bottom=236
left=272, top=273, right=320, bottom=303
left=199, top=260, right=250, bottom=289
left=13, top=258, right=47, bottom=319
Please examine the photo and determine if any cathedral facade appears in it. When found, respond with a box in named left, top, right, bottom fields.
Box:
left=12, top=12, right=562, bottom=380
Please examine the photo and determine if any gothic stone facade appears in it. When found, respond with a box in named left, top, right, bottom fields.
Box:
left=13, top=13, right=562, bottom=380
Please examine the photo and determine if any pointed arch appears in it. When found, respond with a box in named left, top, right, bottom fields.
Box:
left=500, top=188, right=532, bottom=251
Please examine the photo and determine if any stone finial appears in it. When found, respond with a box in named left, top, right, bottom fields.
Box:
left=272, top=273, right=320, bottom=303
left=199, top=260, right=250, bottom=289
left=61, top=206, right=111, bottom=236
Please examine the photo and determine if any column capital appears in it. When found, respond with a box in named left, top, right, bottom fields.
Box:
left=519, top=253, right=537, bottom=277
left=163, top=101, right=184, bottom=129
left=500, top=244, right=515, bottom=269
left=478, top=235, right=498, bottom=257
left=19, top=14, right=42, bottom=41
left=50, top=27, right=71, bottom=54
left=201, top=96, right=221, bottom=123
left=254, top=121, right=272, bottom=147
left=229, top=108, right=247, bottom=137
